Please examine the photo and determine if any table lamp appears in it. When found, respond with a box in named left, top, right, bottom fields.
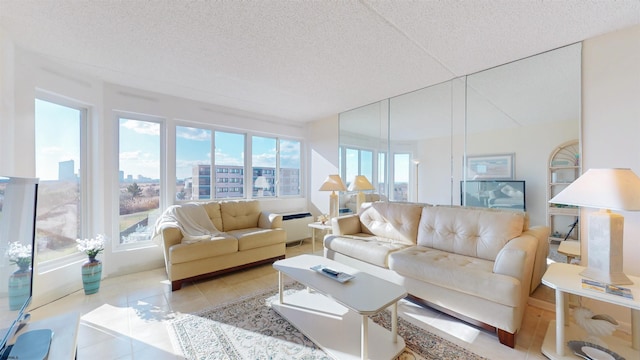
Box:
left=254, top=176, right=269, bottom=197
left=319, top=175, right=346, bottom=219
left=348, top=175, right=374, bottom=213
left=549, top=168, right=640, bottom=284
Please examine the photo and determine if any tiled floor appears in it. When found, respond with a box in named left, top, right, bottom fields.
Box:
left=21, top=240, right=612, bottom=359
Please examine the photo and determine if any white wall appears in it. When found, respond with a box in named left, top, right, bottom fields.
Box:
left=580, top=23, right=640, bottom=329
left=307, top=115, right=340, bottom=217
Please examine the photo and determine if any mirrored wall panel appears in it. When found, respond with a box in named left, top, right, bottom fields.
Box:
left=339, top=42, right=581, bottom=228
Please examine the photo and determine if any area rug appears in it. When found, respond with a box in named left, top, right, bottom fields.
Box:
left=169, top=283, right=488, bottom=360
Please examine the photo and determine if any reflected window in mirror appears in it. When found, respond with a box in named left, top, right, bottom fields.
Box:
left=393, top=153, right=411, bottom=201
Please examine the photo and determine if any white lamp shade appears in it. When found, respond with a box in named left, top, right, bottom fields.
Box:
left=254, top=176, right=269, bottom=189
left=319, top=175, right=347, bottom=192
left=348, top=175, right=374, bottom=191
left=549, top=168, right=640, bottom=211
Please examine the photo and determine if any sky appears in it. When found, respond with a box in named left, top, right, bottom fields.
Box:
left=34, top=99, right=300, bottom=181
left=35, top=99, right=81, bottom=181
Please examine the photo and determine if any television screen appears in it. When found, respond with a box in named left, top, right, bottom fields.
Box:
left=461, top=180, right=525, bottom=211
left=0, top=176, right=38, bottom=356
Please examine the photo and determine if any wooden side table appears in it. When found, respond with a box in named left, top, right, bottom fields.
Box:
left=308, top=222, right=332, bottom=254
left=541, top=263, right=639, bottom=359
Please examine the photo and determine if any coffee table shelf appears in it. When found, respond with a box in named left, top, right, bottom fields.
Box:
left=272, top=254, right=406, bottom=360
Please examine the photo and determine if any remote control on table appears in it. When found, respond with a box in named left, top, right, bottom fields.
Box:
left=322, top=268, right=340, bottom=277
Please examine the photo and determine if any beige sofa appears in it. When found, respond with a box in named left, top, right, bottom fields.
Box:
left=324, top=202, right=549, bottom=348
left=155, top=200, right=286, bottom=290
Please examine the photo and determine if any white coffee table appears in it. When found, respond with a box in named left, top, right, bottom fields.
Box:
left=272, top=254, right=407, bottom=360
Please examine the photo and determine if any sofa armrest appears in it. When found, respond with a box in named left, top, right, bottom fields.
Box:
left=161, top=227, right=182, bottom=258
left=258, top=211, right=283, bottom=229
left=331, top=214, right=361, bottom=235
left=493, top=235, right=537, bottom=281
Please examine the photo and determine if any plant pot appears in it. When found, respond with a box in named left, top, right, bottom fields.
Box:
left=81, top=257, right=102, bottom=295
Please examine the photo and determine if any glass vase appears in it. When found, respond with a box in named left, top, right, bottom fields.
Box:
left=81, top=256, right=102, bottom=295
left=8, top=269, right=31, bottom=310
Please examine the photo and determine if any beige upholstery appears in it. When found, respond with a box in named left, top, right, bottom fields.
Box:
left=324, top=201, right=549, bottom=348
left=157, top=200, right=285, bottom=290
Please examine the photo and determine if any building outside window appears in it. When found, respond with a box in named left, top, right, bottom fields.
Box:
left=214, top=131, right=245, bottom=198
left=176, top=126, right=211, bottom=200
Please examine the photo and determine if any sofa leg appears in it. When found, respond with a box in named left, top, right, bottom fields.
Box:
left=497, top=329, right=515, bottom=348
left=171, top=280, right=182, bottom=291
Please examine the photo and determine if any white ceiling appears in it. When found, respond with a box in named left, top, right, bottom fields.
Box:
left=1, top=1, right=639, bottom=123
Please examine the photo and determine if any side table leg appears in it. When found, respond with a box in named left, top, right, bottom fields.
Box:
left=278, top=271, right=283, bottom=304
left=556, top=289, right=565, bottom=356
left=312, top=228, right=316, bottom=254
left=632, top=309, right=639, bottom=350
left=392, top=302, right=398, bottom=343
left=361, top=315, right=368, bottom=360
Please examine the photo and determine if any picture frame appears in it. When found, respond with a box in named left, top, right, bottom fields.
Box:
left=465, top=153, right=515, bottom=180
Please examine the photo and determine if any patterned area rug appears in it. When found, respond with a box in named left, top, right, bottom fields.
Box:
left=169, top=284, right=488, bottom=360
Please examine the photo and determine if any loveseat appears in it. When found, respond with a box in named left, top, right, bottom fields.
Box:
left=154, top=200, right=286, bottom=290
left=323, top=201, right=549, bottom=348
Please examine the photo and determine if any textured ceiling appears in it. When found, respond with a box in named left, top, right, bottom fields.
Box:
left=0, top=1, right=639, bottom=122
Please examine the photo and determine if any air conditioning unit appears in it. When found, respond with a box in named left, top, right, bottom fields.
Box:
left=281, top=212, right=313, bottom=244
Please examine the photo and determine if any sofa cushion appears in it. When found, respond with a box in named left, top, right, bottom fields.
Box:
left=202, top=201, right=224, bottom=231
left=169, top=234, right=238, bottom=264
left=417, top=206, right=524, bottom=261
left=359, top=202, right=423, bottom=245
left=389, top=246, right=520, bottom=307
left=324, top=235, right=409, bottom=268
left=226, top=228, right=286, bottom=251
left=220, top=200, right=261, bottom=231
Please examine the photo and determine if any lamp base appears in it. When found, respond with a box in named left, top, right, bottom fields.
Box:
left=580, top=267, right=633, bottom=285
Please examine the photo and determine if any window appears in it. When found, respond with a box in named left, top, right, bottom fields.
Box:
left=252, top=136, right=276, bottom=197
left=393, top=153, right=410, bottom=201
left=34, top=98, right=86, bottom=263
left=344, top=147, right=374, bottom=187
left=279, top=139, right=301, bottom=196
left=214, top=131, right=245, bottom=199
left=176, top=126, right=212, bottom=201
left=118, top=118, right=162, bottom=244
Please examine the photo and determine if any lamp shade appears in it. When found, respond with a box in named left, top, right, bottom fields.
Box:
left=319, top=175, right=347, bottom=192
left=348, top=175, right=374, bottom=191
left=549, top=168, right=640, bottom=211
left=254, top=176, right=269, bottom=189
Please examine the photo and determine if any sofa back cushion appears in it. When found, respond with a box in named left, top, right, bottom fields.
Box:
left=417, top=206, right=525, bottom=261
left=220, top=200, right=261, bottom=231
left=359, top=202, right=423, bottom=245
left=202, top=201, right=223, bottom=230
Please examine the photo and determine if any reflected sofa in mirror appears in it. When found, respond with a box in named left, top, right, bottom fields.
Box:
left=338, top=43, right=581, bottom=227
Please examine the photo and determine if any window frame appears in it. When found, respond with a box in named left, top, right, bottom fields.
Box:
left=34, top=93, right=91, bottom=272
left=172, top=124, right=304, bottom=202
left=114, top=112, right=166, bottom=250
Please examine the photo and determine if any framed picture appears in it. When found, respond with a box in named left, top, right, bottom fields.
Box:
left=466, top=153, right=515, bottom=180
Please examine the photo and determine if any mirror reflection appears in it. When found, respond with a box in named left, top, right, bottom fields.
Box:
left=339, top=42, right=581, bottom=237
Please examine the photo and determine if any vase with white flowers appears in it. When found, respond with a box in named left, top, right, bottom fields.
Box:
left=6, top=242, right=32, bottom=273
left=77, top=235, right=105, bottom=295
left=5, top=242, right=32, bottom=310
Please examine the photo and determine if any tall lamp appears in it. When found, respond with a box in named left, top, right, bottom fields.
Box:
left=549, top=168, right=640, bottom=284
left=348, top=175, right=375, bottom=213
left=319, top=175, right=347, bottom=219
